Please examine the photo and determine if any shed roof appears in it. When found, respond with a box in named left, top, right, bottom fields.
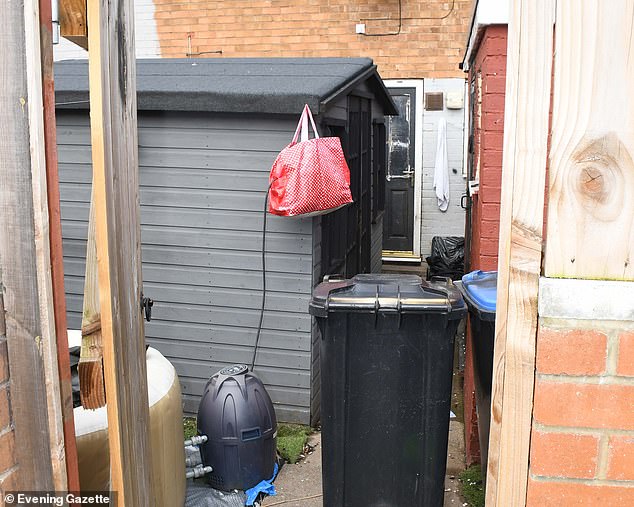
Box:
left=55, top=58, right=397, bottom=115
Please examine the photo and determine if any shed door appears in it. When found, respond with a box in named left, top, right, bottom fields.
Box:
left=383, top=88, right=416, bottom=254
left=320, top=96, right=372, bottom=278
left=348, top=96, right=372, bottom=275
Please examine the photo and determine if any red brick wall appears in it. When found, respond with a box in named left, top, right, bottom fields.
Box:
left=153, top=0, right=473, bottom=79
left=0, top=298, right=17, bottom=500
left=468, top=25, right=507, bottom=272
left=463, top=25, right=634, bottom=504
left=527, top=321, right=634, bottom=505
left=462, top=24, right=507, bottom=466
left=463, top=326, right=480, bottom=465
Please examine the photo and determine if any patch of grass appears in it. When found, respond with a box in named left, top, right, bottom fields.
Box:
left=183, top=418, right=312, bottom=465
left=183, top=417, right=197, bottom=440
left=459, top=464, right=485, bottom=507
left=276, top=424, right=312, bottom=464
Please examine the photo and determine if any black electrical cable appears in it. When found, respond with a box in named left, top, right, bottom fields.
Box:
left=403, top=0, right=456, bottom=21
left=55, top=100, right=91, bottom=106
left=359, top=0, right=456, bottom=37
left=361, top=0, right=402, bottom=37
left=250, top=180, right=275, bottom=372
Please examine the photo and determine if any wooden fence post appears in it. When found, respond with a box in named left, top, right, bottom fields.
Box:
left=39, top=0, right=81, bottom=490
left=545, top=1, right=634, bottom=279
left=59, top=0, right=88, bottom=49
left=87, top=0, right=154, bottom=503
left=485, top=0, right=554, bottom=505
left=0, top=0, right=67, bottom=492
left=79, top=193, right=106, bottom=409
left=23, top=0, right=69, bottom=490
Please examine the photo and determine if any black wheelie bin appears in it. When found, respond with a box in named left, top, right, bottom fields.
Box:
left=310, top=274, right=467, bottom=507
left=455, top=270, right=497, bottom=487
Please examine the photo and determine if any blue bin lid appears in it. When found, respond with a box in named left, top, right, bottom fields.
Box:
left=461, top=270, right=497, bottom=313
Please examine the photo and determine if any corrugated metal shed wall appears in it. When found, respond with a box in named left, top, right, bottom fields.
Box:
left=57, top=111, right=315, bottom=423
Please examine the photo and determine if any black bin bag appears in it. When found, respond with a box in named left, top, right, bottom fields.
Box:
left=425, top=236, right=465, bottom=280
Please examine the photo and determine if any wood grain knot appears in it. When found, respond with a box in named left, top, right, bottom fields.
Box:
left=570, top=133, right=630, bottom=221
left=579, top=167, right=605, bottom=200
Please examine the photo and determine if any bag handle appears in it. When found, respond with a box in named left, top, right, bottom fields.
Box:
left=291, top=104, right=320, bottom=144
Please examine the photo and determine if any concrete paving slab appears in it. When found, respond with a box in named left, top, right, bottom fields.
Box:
left=263, top=421, right=467, bottom=507
left=263, top=432, right=323, bottom=507
left=444, top=421, right=467, bottom=507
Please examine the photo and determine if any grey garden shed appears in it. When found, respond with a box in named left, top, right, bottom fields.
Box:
left=54, top=58, right=397, bottom=424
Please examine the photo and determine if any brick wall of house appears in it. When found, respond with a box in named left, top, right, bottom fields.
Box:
left=0, top=293, right=17, bottom=500
left=153, top=0, right=473, bottom=79
left=468, top=25, right=506, bottom=272
left=463, top=326, right=480, bottom=466
left=462, top=24, right=507, bottom=466
left=527, top=319, right=634, bottom=505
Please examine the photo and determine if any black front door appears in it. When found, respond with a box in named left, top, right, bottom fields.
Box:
left=383, top=88, right=416, bottom=253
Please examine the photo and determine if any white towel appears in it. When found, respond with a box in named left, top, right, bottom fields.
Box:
left=433, top=118, right=450, bottom=212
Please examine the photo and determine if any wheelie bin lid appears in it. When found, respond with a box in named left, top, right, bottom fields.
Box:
left=455, top=270, right=497, bottom=321
left=309, top=274, right=466, bottom=319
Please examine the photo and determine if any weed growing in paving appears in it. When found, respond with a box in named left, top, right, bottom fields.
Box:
left=183, top=417, right=312, bottom=465
left=276, top=424, right=312, bottom=464
left=183, top=417, right=197, bottom=440
left=459, top=464, right=485, bottom=507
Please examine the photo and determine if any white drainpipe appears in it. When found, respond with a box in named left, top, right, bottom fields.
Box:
left=52, top=0, right=60, bottom=44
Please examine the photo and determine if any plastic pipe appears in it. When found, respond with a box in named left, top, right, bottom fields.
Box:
left=184, top=435, right=207, bottom=447
left=52, top=0, right=60, bottom=44
left=185, top=466, right=213, bottom=480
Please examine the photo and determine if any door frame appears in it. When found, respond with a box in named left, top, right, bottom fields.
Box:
left=383, top=79, right=424, bottom=259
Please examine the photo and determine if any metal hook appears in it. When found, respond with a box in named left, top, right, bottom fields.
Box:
left=140, top=293, right=154, bottom=322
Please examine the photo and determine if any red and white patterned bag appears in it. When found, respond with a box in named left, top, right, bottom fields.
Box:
left=268, top=104, right=353, bottom=217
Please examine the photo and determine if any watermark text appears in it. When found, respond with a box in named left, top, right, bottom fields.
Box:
left=4, top=491, right=115, bottom=506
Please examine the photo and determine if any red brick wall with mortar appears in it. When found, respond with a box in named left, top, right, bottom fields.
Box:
left=462, top=24, right=507, bottom=466
left=527, top=320, right=634, bottom=505
left=463, top=328, right=480, bottom=466
left=153, top=0, right=473, bottom=79
left=0, top=295, right=18, bottom=502
left=468, top=25, right=506, bottom=272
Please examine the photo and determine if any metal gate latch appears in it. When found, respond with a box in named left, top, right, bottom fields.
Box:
left=140, top=294, right=154, bottom=322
